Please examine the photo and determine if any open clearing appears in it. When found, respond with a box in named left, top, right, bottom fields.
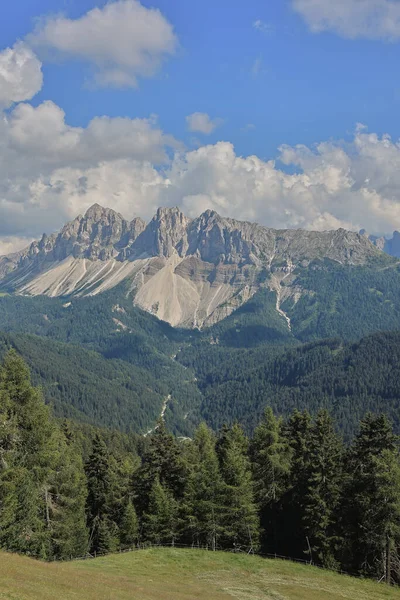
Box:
left=1, top=548, right=400, bottom=600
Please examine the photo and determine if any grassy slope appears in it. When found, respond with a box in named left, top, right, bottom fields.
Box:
left=1, top=548, right=399, bottom=600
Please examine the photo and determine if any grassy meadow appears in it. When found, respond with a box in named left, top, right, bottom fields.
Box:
left=1, top=547, right=400, bottom=600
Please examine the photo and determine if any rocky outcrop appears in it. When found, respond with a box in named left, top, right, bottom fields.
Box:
left=0, top=205, right=385, bottom=328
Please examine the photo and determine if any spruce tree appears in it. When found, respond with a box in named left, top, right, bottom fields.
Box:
left=183, top=423, right=225, bottom=549
left=342, top=414, right=400, bottom=580
left=0, top=351, right=64, bottom=558
left=143, top=475, right=178, bottom=545
left=302, top=410, right=343, bottom=568
left=120, top=499, right=138, bottom=547
left=134, top=420, right=186, bottom=516
left=217, top=424, right=259, bottom=550
left=281, top=409, right=312, bottom=558
left=85, top=434, right=118, bottom=553
left=251, top=407, right=292, bottom=554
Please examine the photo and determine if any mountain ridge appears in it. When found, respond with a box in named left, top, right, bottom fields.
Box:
left=0, top=204, right=387, bottom=329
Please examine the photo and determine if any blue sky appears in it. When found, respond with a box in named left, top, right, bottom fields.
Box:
left=3, top=0, right=399, bottom=158
left=1, top=0, right=400, bottom=251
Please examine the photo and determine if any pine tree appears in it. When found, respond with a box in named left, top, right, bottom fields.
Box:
left=250, top=407, right=292, bottom=554
left=183, top=423, right=225, bottom=549
left=302, top=410, right=343, bottom=568
left=217, top=424, right=259, bottom=550
left=0, top=351, right=62, bottom=558
left=143, top=475, right=178, bottom=545
left=50, top=437, right=88, bottom=559
left=134, top=420, right=186, bottom=516
left=342, top=414, right=400, bottom=580
left=120, top=500, right=138, bottom=548
left=85, top=434, right=118, bottom=553
left=281, top=409, right=312, bottom=558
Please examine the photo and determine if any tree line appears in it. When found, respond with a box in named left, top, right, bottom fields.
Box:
left=1, top=350, right=400, bottom=585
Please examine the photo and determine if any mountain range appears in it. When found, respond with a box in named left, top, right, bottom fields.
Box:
left=2, top=205, right=400, bottom=437
left=0, top=204, right=385, bottom=329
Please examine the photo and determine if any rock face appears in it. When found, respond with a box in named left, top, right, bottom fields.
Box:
left=0, top=204, right=383, bottom=329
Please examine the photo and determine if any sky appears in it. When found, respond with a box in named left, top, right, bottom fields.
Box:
left=1, top=0, right=400, bottom=254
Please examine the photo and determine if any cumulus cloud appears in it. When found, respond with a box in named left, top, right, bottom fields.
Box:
left=186, top=112, right=223, bottom=135
left=1, top=97, right=400, bottom=245
left=27, top=0, right=177, bottom=88
left=292, top=0, right=400, bottom=40
left=0, top=98, right=179, bottom=238
left=0, top=43, right=43, bottom=108
left=7, top=101, right=179, bottom=165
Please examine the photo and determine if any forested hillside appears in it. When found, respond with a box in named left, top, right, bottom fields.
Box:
left=3, top=285, right=400, bottom=437
left=1, top=351, right=400, bottom=585
left=181, top=332, right=400, bottom=439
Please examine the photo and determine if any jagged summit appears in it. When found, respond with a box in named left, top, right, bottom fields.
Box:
left=0, top=205, right=386, bottom=329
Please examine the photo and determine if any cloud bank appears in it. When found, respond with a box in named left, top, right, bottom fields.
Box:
left=2, top=96, right=400, bottom=254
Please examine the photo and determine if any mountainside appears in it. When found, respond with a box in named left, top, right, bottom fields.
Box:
left=0, top=204, right=385, bottom=329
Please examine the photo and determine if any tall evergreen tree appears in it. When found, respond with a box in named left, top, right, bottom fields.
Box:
left=0, top=351, right=79, bottom=559
left=120, top=499, right=138, bottom=547
left=251, top=407, right=292, bottom=553
left=143, top=475, right=178, bottom=545
left=302, top=410, right=343, bottom=567
left=85, top=434, right=118, bottom=553
left=342, top=414, right=400, bottom=580
left=183, top=423, right=225, bottom=549
left=281, top=409, right=312, bottom=558
left=217, top=424, right=259, bottom=550
left=134, top=420, right=186, bottom=516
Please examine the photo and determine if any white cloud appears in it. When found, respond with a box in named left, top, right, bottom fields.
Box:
left=0, top=43, right=43, bottom=108
left=1, top=95, right=400, bottom=244
left=292, top=0, right=400, bottom=40
left=7, top=101, right=179, bottom=165
left=253, top=19, right=274, bottom=35
left=0, top=99, right=178, bottom=238
left=186, top=112, right=223, bottom=135
left=27, top=0, right=177, bottom=88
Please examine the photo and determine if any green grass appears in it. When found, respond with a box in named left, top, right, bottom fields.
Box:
left=1, top=548, right=400, bottom=600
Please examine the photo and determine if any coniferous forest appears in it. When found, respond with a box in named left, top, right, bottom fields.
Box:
left=2, top=350, right=400, bottom=585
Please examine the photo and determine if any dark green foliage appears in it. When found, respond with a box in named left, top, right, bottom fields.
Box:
left=287, top=261, right=400, bottom=341
left=134, top=421, right=187, bottom=517
left=301, top=410, right=343, bottom=568
left=190, top=333, right=400, bottom=439
left=85, top=435, right=118, bottom=553
left=183, top=423, right=226, bottom=549
left=143, top=476, right=178, bottom=545
left=0, top=350, right=88, bottom=559
left=216, top=424, right=259, bottom=550
left=251, top=407, right=291, bottom=553
left=3, top=351, right=400, bottom=586
left=341, top=415, right=400, bottom=579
